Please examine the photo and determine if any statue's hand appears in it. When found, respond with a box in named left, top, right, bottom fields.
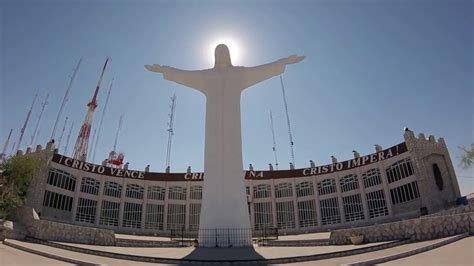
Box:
left=145, top=64, right=166, bottom=73
left=283, top=55, right=305, bottom=65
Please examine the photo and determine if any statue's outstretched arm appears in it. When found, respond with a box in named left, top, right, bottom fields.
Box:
left=145, top=64, right=206, bottom=94
left=242, top=55, right=305, bottom=89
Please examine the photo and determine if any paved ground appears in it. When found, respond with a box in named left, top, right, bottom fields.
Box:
left=0, top=243, right=72, bottom=266
left=276, top=236, right=454, bottom=265
left=381, top=236, right=474, bottom=266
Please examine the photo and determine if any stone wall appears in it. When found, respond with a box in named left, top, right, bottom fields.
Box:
left=404, top=130, right=461, bottom=214
left=329, top=211, right=474, bottom=245
left=15, top=206, right=115, bottom=246
left=426, top=198, right=474, bottom=217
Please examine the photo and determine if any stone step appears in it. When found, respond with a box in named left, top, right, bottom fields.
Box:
left=4, top=234, right=469, bottom=265
left=341, top=232, right=470, bottom=266
left=15, top=237, right=412, bottom=264
left=115, top=238, right=185, bottom=247
left=263, top=238, right=330, bottom=246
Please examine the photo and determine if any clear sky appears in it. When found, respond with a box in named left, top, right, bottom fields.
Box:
left=1, top=0, right=473, bottom=194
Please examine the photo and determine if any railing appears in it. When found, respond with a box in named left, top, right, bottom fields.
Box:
left=169, top=227, right=279, bottom=247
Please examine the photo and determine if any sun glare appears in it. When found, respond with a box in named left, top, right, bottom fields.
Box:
left=208, top=37, right=242, bottom=65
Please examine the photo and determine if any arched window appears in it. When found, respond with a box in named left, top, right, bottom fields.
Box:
left=274, top=183, right=293, bottom=198
left=362, top=168, right=382, bottom=188
left=317, top=179, right=336, bottom=195
left=339, top=174, right=359, bottom=192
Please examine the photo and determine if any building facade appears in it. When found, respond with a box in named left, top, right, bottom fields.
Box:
left=22, top=129, right=461, bottom=235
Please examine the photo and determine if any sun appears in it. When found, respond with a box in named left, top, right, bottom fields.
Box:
left=208, top=37, right=242, bottom=65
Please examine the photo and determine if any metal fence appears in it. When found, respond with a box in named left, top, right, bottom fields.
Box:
left=170, top=227, right=279, bottom=247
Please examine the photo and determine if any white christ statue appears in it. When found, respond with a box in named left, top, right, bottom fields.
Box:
left=145, top=44, right=304, bottom=247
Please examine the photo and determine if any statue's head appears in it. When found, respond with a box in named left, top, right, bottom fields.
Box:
left=214, top=44, right=232, bottom=68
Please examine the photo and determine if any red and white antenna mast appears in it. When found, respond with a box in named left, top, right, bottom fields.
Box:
left=51, top=59, right=81, bottom=140
left=92, top=79, right=114, bottom=163
left=1, top=128, right=13, bottom=162
left=73, top=58, right=110, bottom=162
left=17, top=94, right=37, bottom=152
left=30, top=93, right=49, bottom=147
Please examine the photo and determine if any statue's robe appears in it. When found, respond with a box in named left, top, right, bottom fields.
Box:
left=161, top=60, right=286, bottom=246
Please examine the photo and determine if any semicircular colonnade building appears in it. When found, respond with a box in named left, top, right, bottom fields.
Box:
left=21, top=129, right=461, bottom=237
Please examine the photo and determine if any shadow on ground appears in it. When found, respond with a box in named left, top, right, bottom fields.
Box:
left=179, top=247, right=268, bottom=265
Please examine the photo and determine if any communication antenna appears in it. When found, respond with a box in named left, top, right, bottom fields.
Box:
left=10, top=142, right=15, bottom=157
left=64, top=122, right=74, bottom=156
left=73, top=57, right=110, bottom=162
left=279, top=75, right=295, bottom=166
left=165, top=94, right=177, bottom=171
left=33, top=126, right=41, bottom=148
left=1, top=128, right=13, bottom=162
left=30, top=93, right=49, bottom=147
left=269, top=111, right=279, bottom=170
left=92, top=79, right=114, bottom=163
left=17, top=94, right=38, bottom=152
left=51, top=59, right=81, bottom=140
left=113, top=115, right=123, bottom=152
left=88, top=128, right=97, bottom=158
left=57, top=116, right=68, bottom=149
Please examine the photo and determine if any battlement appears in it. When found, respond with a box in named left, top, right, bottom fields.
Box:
left=403, top=128, right=446, bottom=147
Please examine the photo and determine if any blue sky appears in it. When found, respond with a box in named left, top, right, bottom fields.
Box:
left=1, top=0, right=473, bottom=194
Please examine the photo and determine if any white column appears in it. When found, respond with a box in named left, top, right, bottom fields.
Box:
left=334, top=174, right=346, bottom=225
left=163, top=182, right=169, bottom=231
left=94, top=180, right=105, bottom=226
left=141, top=181, right=148, bottom=231
left=313, top=177, right=322, bottom=228
left=71, top=175, right=83, bottom=223
left=291, top=178, right=299, bottom=230
left=355, top=168, right=370, bottom=221
left=118, top=181, right=127, bottom=227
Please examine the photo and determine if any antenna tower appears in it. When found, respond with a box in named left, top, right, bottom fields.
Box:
left=17, top=94, right=37, bottom=152
left=1, top=128, right=13, bottom=162
left=92, top=79, right=114, bottom=163
left=279, top=75, right=295, bottom=166
left=10, top=142, right=15, bottom=157
left=51, top=59, right=81, bottom=140
left=30, top=93, right=49, bottom=147
left=269, top=111, right=279, bottom=170
left=165, top=94, right=177, bottom=170
left=113, top=115, right=123, bottom=152
left=73, top=57, right=110, bottom=162
left=64, top=122, right=74, bottom=156
left=57, top=116, right=68, bottom=149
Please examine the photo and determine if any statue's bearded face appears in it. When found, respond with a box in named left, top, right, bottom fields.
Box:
left=214, top=44, right=232, bottom=68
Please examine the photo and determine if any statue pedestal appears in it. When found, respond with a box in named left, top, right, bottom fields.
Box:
left=198, top=172, right=252, bottom=247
